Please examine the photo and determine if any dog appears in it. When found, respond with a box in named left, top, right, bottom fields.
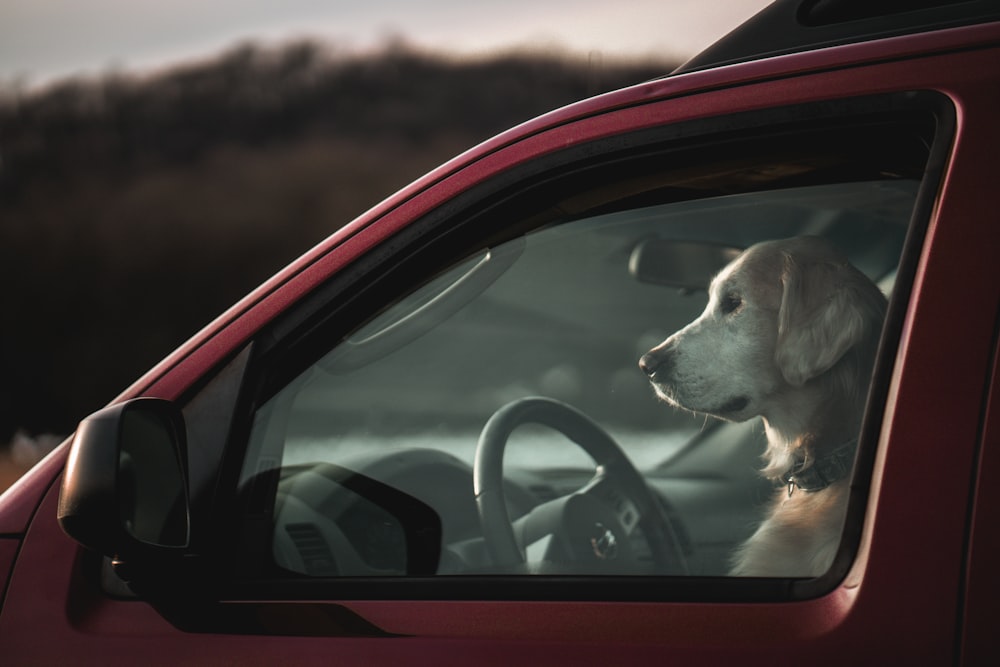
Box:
left=639, top=236, right=887, bottom=577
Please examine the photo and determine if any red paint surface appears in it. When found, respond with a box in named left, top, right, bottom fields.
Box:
left=1, top=19, right=998, bottom=665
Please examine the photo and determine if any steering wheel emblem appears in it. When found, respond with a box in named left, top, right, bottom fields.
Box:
left=590, top=522, right=618, bottom=560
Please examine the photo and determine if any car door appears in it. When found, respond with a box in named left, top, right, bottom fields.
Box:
left=4, top=39, right=999, bottom=665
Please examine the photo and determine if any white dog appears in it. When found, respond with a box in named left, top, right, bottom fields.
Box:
left=639, top=236, right=887, bottom=577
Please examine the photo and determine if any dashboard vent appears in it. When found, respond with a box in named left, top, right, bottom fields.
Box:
left=285, top=522, right=339, bottom=576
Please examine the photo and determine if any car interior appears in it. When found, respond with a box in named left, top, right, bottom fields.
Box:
left=224, top=110, right=940, bottom=591
left=244, top=177, right=915, bottom=580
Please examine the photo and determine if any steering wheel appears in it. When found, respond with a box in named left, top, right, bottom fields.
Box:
left=474, top=397, right=688, bottom=574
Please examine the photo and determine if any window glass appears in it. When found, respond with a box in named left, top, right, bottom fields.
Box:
left=240, top=173, right=919, bottom=581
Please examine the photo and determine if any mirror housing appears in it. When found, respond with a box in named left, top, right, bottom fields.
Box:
left=629, top=239, right=742, bottom=290
left=58, top=398, right=191, bottom=564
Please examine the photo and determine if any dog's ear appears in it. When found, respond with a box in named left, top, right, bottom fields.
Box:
left=775, top=254, right=878, bottom=386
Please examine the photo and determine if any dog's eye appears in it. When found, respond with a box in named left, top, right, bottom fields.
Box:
left=720, top=293, right=742, bottom=315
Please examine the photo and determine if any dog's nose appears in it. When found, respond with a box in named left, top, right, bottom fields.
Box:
left=639, top=347, right=673, bottom=379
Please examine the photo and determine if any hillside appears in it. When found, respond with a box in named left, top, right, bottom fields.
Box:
left=0, top=41, right=675, bottom=458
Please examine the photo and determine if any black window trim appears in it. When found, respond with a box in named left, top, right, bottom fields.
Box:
left=207, top=90, right=955, bottom=605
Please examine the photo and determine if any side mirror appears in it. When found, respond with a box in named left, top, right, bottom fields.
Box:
left=58, top=398, right=190, bottom=563
left=272, top=463, right=442, bottom=577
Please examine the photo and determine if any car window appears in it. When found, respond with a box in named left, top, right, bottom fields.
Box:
left=232, top=101, right=943, bottom=595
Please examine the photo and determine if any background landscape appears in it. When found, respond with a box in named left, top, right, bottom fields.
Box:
left=0, top=40, right=675, bottom=489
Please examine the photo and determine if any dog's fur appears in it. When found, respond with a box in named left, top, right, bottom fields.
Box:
left=639, top=236, right=886, bottom=576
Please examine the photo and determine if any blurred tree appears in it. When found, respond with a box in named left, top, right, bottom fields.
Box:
left=0, top=39, right=674, bottom=446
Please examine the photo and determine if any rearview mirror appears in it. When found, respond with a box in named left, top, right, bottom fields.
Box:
left=58, top=398, right=190, bottom=561
left=629, top=239, right=742, bottom=290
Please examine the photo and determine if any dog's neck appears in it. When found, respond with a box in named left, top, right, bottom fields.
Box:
left=759, top=382, right=863, bottom=484
left=780, top=437, right=857, bottom=494
left=759, top=329, right=881, bottom=485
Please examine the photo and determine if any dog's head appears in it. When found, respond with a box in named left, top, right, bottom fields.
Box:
left=639, top=236, right=887, bottom=424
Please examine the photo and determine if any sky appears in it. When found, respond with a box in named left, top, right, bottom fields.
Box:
left=0, top=0, right=773, bottom=88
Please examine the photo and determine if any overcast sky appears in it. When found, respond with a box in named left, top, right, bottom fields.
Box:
left=1, top=1, right=772, bottom=88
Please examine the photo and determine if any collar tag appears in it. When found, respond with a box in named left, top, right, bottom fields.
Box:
left=780, top=438, right=858, bottom=495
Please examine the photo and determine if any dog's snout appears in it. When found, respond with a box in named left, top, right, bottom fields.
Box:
left=640, top=346, right=674, bottom=379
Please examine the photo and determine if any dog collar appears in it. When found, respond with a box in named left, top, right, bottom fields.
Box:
left=781, top=439, right=857, bottom=496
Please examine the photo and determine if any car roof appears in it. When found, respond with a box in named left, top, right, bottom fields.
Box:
left=675, top=0, right=1000, bottom=74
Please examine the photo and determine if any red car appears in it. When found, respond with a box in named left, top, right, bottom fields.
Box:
left=3, top=0, right=999, bottom=663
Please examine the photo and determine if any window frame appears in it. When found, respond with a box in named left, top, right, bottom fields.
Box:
left=205, top=91, right=955, bottom=604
